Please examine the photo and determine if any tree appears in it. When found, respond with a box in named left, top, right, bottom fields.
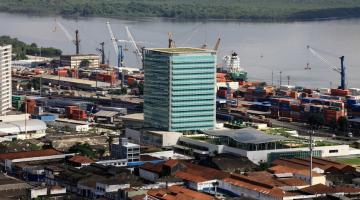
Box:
left=79, top=59, right=90, bottom=68
left=307, top=113, right=325, bottom=129
left=329, top=119, right=338, bottom=131
left=337, top=116, right=349, bottom=132
left=121, top=87, right=128, bottom=94
left=68, top=143, right=96, bottom=158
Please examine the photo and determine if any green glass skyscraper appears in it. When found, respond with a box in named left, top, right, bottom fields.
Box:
left=144, top=48, right=216, bottom=132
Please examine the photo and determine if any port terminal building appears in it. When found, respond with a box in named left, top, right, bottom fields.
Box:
left=175, top=127, right=350, bottom=164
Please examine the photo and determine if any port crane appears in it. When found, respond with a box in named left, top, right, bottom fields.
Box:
left=56, top=20, right=80, bottom=54
left=106, top=22, right=125, bottom=87
left=307, top=45, right=346, bottom=90
left=125, top=26, right=144, bottom=66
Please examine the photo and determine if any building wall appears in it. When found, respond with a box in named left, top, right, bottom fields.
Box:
left=16, top=131, right=46, bottom=140
left=143, top=131, right=183, bottom=147
left=196, top=180, right=217, bottom=191
left=246, top=145, right=350, bottom=164
left=139, top=169, right=159, bottom=182
left=294, top=173, right=326, bottom=185
left=0, top=114, right=30, bottom=122
left=30, top=188, right=48, bottom=199
left=111, top=141, right=140, bottom=162
left=143, top=51, right=170, bottom=130
left=0, top=45, right=12, bottom=115
left=144, top=49, right=216, bottom=131
left=50, top=187, right=66, bottom=195
left=48, top=121, right=89, bottom=132
left=60, top=55, right=100, bottom=68
left=95, top=183, right=129, bottom=196
left=179, top=137, right=350, bottom=164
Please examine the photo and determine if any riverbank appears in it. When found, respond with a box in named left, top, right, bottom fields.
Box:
left=1, top=0, right=360, bottom=22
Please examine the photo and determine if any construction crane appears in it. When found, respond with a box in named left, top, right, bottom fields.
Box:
left=56, top=20, right=80, bottom=54
left=125, top=26, right=143, bottom=66
left=96, top=42, right=106, bottom=65
left=307, top=45, right=346, bottom=90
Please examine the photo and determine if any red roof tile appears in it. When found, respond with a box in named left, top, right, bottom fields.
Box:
left=68, top=155, right=94, bottom=164
left=139, top=162, right=163, bottom=174
left=0, top=149, right=62, bottom=160
left=272, top=157, right=355, bottom=173
left=268, top=165, right=323, bottom=177
left=148, top=185, right=213, bottom=200
left=174, top=162, right=230, bottom=183
left=300, top=184, right=337, bottom=194
left=301, top=184, right=360, bottom=195
left=223, top=177, right=286, bottom=198
left=163, top=159, right=178, bottom=168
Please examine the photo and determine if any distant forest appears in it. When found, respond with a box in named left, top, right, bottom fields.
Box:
left=0, top=36, right=62, bottom=60
left=1, top=0, right=360, bottom=21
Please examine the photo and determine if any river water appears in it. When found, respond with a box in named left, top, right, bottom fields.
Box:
left=1, top=12, right=360, bottom=88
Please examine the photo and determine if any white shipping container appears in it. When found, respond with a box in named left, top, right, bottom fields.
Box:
left=280, top=85, right=295, bottom=91
left=319, top=88, right=330, bottom=94
left=216, top=82, right=239, bottom=91
left=349, top=88, right=360, bottom=95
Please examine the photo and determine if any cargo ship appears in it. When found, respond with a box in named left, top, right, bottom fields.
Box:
left=222, top=52, right=247, bottom=81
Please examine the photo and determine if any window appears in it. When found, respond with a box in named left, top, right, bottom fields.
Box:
left=329, top=149, right=338, bottom=153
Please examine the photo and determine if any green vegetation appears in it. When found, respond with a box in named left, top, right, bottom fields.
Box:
left=336, top=157, right=360, bottom=166
left=0, top=36, right=62, bottom=60
left=1, top=0, right=360, bottom=21
left=68, top=142, right=97, bottom=158
left=308, top=113, right=325, bottom=129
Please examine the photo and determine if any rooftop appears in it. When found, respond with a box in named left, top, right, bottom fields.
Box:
left=94, top=110, right=119, bottom=117
left=272, top=157, right=356, bottom=173
left=39, top=74, right=110, bottom=87
left=203, top=127, right=287, bottom=144
left=0, top=119, right=47, bottom=135
left=68, top=155, right=95, bottom=164
left=120, top=113, right=144, bottom=122
left=0, top=149, right=62, bottom=160
left=139, top=162, right=163, bottom=174
left=300, top=184, right=360, bottom=195
left=146, top=47, right=214, bottom=54
left=174, top=162, right=229, bottom=183
left=148, top=185, right=214, bottom=200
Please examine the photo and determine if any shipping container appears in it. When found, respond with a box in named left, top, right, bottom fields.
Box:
left=331, top=89, right=350, bottom=97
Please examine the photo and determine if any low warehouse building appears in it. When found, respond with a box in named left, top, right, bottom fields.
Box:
left=47, top=118, right=90, bottom=132
left=39, top=75, right=110, bottom=90
left=0, top=119, right=47, bottom=141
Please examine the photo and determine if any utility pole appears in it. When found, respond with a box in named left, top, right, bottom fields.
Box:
left=309, top=129, right=314, bottom=186
left=271, top=70, right=274, bottom=86
left=279, top=71, right=282, bottom=87
left=75, top=30, right=80, bottom=55
left=287, top=75, right=290, bottom=86
left=97, top=42, right=106, bottom=65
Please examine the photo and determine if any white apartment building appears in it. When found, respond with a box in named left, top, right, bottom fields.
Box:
left=0, top=45, right=12, bottom=115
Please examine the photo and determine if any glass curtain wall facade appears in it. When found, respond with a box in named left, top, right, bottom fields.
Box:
left=144, top=48, right=216, bottom=132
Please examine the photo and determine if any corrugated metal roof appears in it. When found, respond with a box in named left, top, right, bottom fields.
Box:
left=203, top=127, right=287, bottom=144
left=93, top=110, right=118, bottom=117
left=0, top=119, right=46, bottom=134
